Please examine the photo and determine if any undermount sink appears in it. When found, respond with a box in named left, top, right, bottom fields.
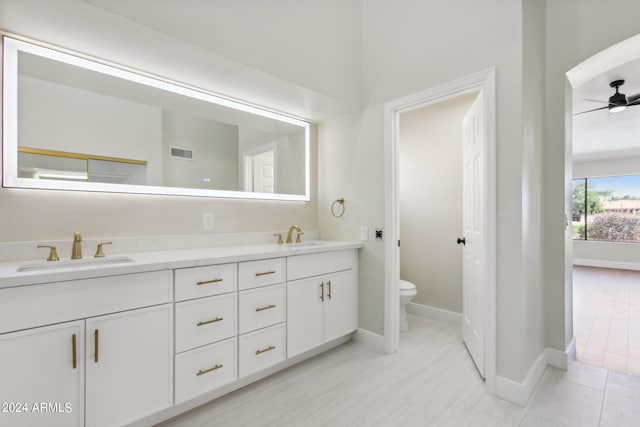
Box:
left=17, top=256, right=134, bottom=272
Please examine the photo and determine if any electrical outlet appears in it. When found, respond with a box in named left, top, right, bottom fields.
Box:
left=375, top=228, right=383, bottom=240
left=202, top=213, right=214, bottom=231
left=360, top=226, right=369, bottom=241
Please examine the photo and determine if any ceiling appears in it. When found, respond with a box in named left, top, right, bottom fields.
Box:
left=572, top=56, right=640, bottom=162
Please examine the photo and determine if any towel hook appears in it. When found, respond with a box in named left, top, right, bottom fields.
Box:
left=331, top=198, right=345, bottom=218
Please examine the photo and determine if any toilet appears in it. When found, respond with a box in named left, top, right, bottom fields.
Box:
left=399, top=279, right=417, bottom=332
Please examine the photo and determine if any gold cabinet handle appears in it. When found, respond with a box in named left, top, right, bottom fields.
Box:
left=94, top=329, right=99, bottom=363
left=196, top=278, right=223, bottom=286
left=197, top=317, right=223, bottom=326
left=94, top=241, right=112, bottom=258
left=255, top=270, right=276, bottom=277
left=196, top=364, right=223, bottom=376
left=255, top=345, right=276, bottom=355
left=37, top=245, right=60, bottom=261
left=327, top=280, right=332, bottom=300
left=320, top=282, right=325, bottom=302
left=255, top=304, right=276, bottom=312
left=72, top=334, right=77, bottom=369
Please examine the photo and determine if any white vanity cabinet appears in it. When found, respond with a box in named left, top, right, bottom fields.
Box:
left=237, top=258, right=286, bottom=378
left=173, top=263, right=239, bottom=404
left=0, top=321, right=85, bottom=427
left=0, top=271, right=173, bottom=427
left=286, top=250, right=357, bottom=358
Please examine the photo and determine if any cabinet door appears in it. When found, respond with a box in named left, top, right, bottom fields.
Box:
left=324, top=270, right=356, bottom=343
left=85, top=304, right=173, bottom=427
left=0, top=321, right=84, bottom=427
left=287, top=277, right=324, bottom=357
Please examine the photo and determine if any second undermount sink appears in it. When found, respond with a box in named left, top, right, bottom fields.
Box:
left=17, top=256, right=134, bottom=273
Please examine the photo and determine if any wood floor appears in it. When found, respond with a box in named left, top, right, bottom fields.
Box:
left=157, top=315, right=640, bottom=427
left=573, top=266, right=640, bottom=377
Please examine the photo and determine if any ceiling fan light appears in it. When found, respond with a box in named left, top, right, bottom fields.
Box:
left=610, top=104, right=626, bottom=113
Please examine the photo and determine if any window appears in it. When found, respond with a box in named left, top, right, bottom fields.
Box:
left=572, top=175, right=640, bottom=243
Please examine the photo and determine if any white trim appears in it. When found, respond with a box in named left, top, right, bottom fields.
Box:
left=352, top=328, right=384, bottom=352
left=495, top=340, right=577, bottom=406
left=496, top=350, right=547, bottom=406
left=573, top=258, right=640, bottom=271
left=406, top=302, right=462, bottom=326
left=383, top=68, right=497, bottom=395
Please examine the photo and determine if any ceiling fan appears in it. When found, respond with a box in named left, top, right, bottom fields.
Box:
left=575, top=80, right=640, bottom=115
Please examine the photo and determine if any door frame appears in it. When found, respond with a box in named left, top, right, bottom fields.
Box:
left=241, top=142, right=277, bottom=192
left=383, top=68, right=497, bottom=394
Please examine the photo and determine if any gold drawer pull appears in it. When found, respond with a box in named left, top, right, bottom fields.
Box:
left=327, top=280, right=332, bottom=300
left=72, top=334, right=77, bottom=369
left=196, top=278, right=223, bottom=286
left=197, top=317, right=224, bottom=326
left=255, top=270, right=276, bottom=277
left=320, top=282, right=324, bottom=302
left=256, top=304, right=276, bottom=312
left=255, top=345, right=276, bottom=355
left=196, top=364, right=223, bottom=376
left=94, top=329, right=99, bottom=363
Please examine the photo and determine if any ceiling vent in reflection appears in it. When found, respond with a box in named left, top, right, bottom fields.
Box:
left=170, top=147, right=194, bottom=160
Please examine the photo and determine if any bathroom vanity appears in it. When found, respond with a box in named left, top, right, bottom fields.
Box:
left=0, top=241, right=360, bottom=427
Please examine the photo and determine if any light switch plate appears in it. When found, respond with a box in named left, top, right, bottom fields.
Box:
left=202, top=213, right=214, bottom=231
left=360, top=226, right=369, bottom=241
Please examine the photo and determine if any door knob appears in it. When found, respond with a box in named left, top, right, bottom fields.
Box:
left=457, top=237, right=466, bottom=245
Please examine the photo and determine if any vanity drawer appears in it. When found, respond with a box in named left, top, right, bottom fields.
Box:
left=238, top=323, right=285, bottom=378
left=239, top=284, right=285, bottom=334
left=175, top=337, right=237, bottom=404
left=175, top=294, right=237, bottom=353
left=0, top=271, right=172, bottom=334
left=287, top=249, right=354, bottom=281
left=175, top=263, right=237, bottom=301
left=238, top=258, right=285, bottom=290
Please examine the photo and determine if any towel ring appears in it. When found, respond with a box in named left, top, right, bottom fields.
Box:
left=331, top=198, right=345, bottom=218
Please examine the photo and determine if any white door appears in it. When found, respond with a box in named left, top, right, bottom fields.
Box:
left=252, top=150, right=275, bottom=193
left=286, top=277, right=324, bottom=357
left=85, top=304, right=173, bottom=427
left=0, top=321, right=84, bottom=427
left=461, top=92, right=485, bottom=378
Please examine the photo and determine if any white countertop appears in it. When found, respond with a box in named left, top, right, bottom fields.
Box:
left=0, top=240, right=363, bottom=288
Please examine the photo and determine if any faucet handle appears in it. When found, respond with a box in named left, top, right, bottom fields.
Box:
left=296, top=232, right=304, bottom=243
left=94, top=242, right=112, bottom=258
left=273, top=234, right=284, bottom=245
left=37, top=245, right=60, bottom=262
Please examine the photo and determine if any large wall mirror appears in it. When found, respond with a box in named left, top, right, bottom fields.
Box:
left=2, top=36, right=310, bottom=201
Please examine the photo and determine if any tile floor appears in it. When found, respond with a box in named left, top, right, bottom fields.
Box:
left=573, top=266, right=640, bottom=377
left=157, top=315, right=640, bottom=426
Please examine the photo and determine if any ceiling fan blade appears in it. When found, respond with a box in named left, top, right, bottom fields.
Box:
left=583, top=98, right=608, bottom=104
left=627, top=93, right=640, bottom=105
left=574, top=105, right=610, bottom=115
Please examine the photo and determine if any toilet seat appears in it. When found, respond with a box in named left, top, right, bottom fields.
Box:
left=399, top=279, right=416, bottom=293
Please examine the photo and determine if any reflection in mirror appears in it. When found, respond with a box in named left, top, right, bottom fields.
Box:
left=2, top=36, right=310, bottom=200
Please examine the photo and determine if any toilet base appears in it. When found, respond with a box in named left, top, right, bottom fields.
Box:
left=400, top=303, right=409, bottom=332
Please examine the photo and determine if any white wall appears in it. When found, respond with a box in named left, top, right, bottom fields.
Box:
left=398, top=93, right=477, bottom=313
left=544, top=0, right=640, bottom=353
left=572, top=157, right=640, bottom=268
left=319, top=0, right=549, bottom=384
left=0, top=0, right=319, bottom=242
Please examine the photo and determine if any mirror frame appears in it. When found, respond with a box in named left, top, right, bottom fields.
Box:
left=2, top=36, right=311, bottom=201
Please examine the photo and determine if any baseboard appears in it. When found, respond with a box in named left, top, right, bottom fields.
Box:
left=496, top=349, right=547, bottom=406
left=573, top=258, right=640, bottom=271
left=406, top=302, right=462, bottom=326
left=496, top=339, right=577, bottom=406
left=353, top=328, right=384, bottom=352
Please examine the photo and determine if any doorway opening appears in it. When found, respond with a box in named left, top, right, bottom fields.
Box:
left=384, top=68, right=497, bottom=393
left=568, top=40, right=640, bottom=377
left=242, top=143, right=276, bottom=193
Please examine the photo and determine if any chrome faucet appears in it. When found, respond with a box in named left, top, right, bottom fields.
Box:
left=71, top=231, right=82, bottom=259
left=286, top=225, right=301, bottom=244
